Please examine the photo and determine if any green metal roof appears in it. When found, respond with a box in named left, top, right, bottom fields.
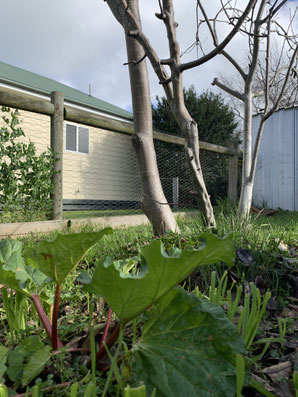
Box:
left=0, top=61, right=133, bottom=121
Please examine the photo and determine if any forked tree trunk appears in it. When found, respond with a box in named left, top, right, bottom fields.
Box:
left=106, top=0, right=216, bottom=229
left=125, top=1, right=178, bottom=235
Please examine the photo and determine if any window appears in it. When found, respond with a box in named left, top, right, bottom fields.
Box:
left=65, top=124, right=89, bottom=154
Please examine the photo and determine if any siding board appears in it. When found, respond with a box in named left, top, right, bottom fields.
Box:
left=252, top=108, right=297, bottom=211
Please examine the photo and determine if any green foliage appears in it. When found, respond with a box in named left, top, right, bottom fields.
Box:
left=0, top=347, right=8, bottom=384
left=6, top=336, right=49, bottom=387
left=123, top=384, right=151, bottom=397
left=0, top=239, right=30, bottom=288
left=81, top=233, right=235, bottom=322
left=0, top=215, right=293, bottom=395
left=0, top=384, right=8, bottom=397
left=293, top=371, right=298, bottom=397
left=21, top=346, right=51, bottom=387
left=153, top=87, right=239, bottom=146
left=0, top=107, right=55, bottom=221
left=196, top=268, right=288, bottom=389
left=238, top=284, right=271, bottom=350
left=127, top=288, right=245, bottom=397
left=152, top=88, right=239, bottom=204
left=0, top=239, right=47, bottom=296
left=25, top=228, right=113, bottom=285
left=0, top=229, right=249, bottom=396
left=236, top=354, right=246, bottom=397
left=1, top=289, right=29, bottom=338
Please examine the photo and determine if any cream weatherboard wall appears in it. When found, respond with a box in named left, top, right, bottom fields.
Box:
left=63, top=124, right=141, bottom=201
left=1, top=109, right=51, bottom=155
left=0, top=108, right=141, bottom=203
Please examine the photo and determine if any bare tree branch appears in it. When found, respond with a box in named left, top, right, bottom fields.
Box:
left=260, top=0, right=288, bottom=24
left=212, top=77, right=244, bottom=100
left=222, top=50, right=247, bottom=79
left=246, top=0, right=267, bottom=86
left=180, top=0, right=258, bottom=72
left=264, top=44, right=298, bottom=120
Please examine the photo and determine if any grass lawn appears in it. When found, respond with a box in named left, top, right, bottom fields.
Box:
left=62, top=209, right=143, bottom=219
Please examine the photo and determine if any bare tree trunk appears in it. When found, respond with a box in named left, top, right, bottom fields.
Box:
left=184, top=121, right=216, bottom=228
left=159, top=1, right=216, bottom=228
left=239, top=90, right=253, bottom=215
left=171, top=103, right=216, bottom=227
left=124, top=0, right=178, bottom=235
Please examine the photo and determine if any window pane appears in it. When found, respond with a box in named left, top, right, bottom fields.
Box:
left=78, top=127, right=89, bottom=154
left=66, top=125, right=77, bottom=151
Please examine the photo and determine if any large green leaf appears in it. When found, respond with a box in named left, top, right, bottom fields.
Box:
left=0, top=240, right=51, bottom=295
left=21, top=346, right=51, bottom=387
left=127, top=288, right=245, bottom=397
left=82, top=233, right=234, bottom=322
left=0, top=240, right=24, bottom=277
left=0, top=240, right=31, bottom=291
left=7, top=336, right=44, bottom=384
left=25, top=228, right=113, bottom=284
left=0, top=239, right=30, bottom=287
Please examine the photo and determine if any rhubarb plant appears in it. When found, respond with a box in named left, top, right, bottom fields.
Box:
left=0, top=229, right=113, bottom=349
left=0, top=230, right=247, bottom=396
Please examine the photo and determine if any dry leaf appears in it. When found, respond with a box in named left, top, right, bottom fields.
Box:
left=251, top=374, right=275, bottom=393
left=263, top=361, right=292, bottom=383
left=278, top=241, right=289, bottom=252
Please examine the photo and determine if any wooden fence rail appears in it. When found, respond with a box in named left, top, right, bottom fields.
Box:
left=0, top=87, right=240, bottom=221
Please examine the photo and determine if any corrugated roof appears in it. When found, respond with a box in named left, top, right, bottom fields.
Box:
left=0, top=61, right=133, bottom=120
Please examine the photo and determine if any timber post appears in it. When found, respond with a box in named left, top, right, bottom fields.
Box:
left=50, top=91, right=64, bottom=220
left=172, top=177, right=179, bottom=208
left=228, top=150, right=239, bottom=201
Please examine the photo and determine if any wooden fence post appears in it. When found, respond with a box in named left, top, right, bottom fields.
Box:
left=50, top=91, right=64, bottom=220
left=228, top=152, right=238, bottom=201
left=172, top=177, right=179, bottom=208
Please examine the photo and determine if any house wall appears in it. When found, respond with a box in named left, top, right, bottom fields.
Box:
left=63, top=124, right=141, bottom=201
left=252, top=107, right=297, bottom=211
left=0, top=108, right=141, bottom=203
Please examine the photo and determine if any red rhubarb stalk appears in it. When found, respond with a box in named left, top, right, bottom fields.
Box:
left=99, top=308, right=113, bottom=350
left=87, top=322, right=120, bottom=369
left=52, top=284, right=62, bottom=350
left=32, top=293, right=63, bottom=348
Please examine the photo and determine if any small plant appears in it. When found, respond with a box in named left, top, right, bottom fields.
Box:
left=197, top=270, right=292, bottom=396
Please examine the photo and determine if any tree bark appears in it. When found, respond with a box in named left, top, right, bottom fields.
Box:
left=159, top=0, right=216, bottom=228
left=239, top=181, right=253, bottom=215
left=172, top=104, right=216, bottom=228
left=106, top=0, right=217, bottom=229
left=124, top=0, right=178, bottom=235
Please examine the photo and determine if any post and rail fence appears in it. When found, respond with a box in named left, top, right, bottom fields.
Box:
left=0, top=87, right=241, bottom=225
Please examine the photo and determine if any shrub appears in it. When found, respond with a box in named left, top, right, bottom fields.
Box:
left=0, top=107, right=55, bottom=222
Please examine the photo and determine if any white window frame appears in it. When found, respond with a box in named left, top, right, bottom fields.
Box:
left=65, top=123, right=90, bottom=154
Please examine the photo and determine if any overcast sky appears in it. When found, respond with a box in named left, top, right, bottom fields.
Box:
left=0, top=0, right=296, bottom=112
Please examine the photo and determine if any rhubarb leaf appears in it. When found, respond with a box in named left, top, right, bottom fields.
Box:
left=0, top=239, right=31, bottom=295
left=127, top=288, right=245, bottom=397
left=82, top=233, right=234, bottom=322
left=25, top=228, right=113, bottom=284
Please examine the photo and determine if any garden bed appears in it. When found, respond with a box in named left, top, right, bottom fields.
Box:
left=0, top=208, right=297, bottom=396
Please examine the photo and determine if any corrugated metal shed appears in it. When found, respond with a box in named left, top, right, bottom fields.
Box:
left=0, top=61, right=133, bottom=121
left=252, top=107, right=297, bottom=211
